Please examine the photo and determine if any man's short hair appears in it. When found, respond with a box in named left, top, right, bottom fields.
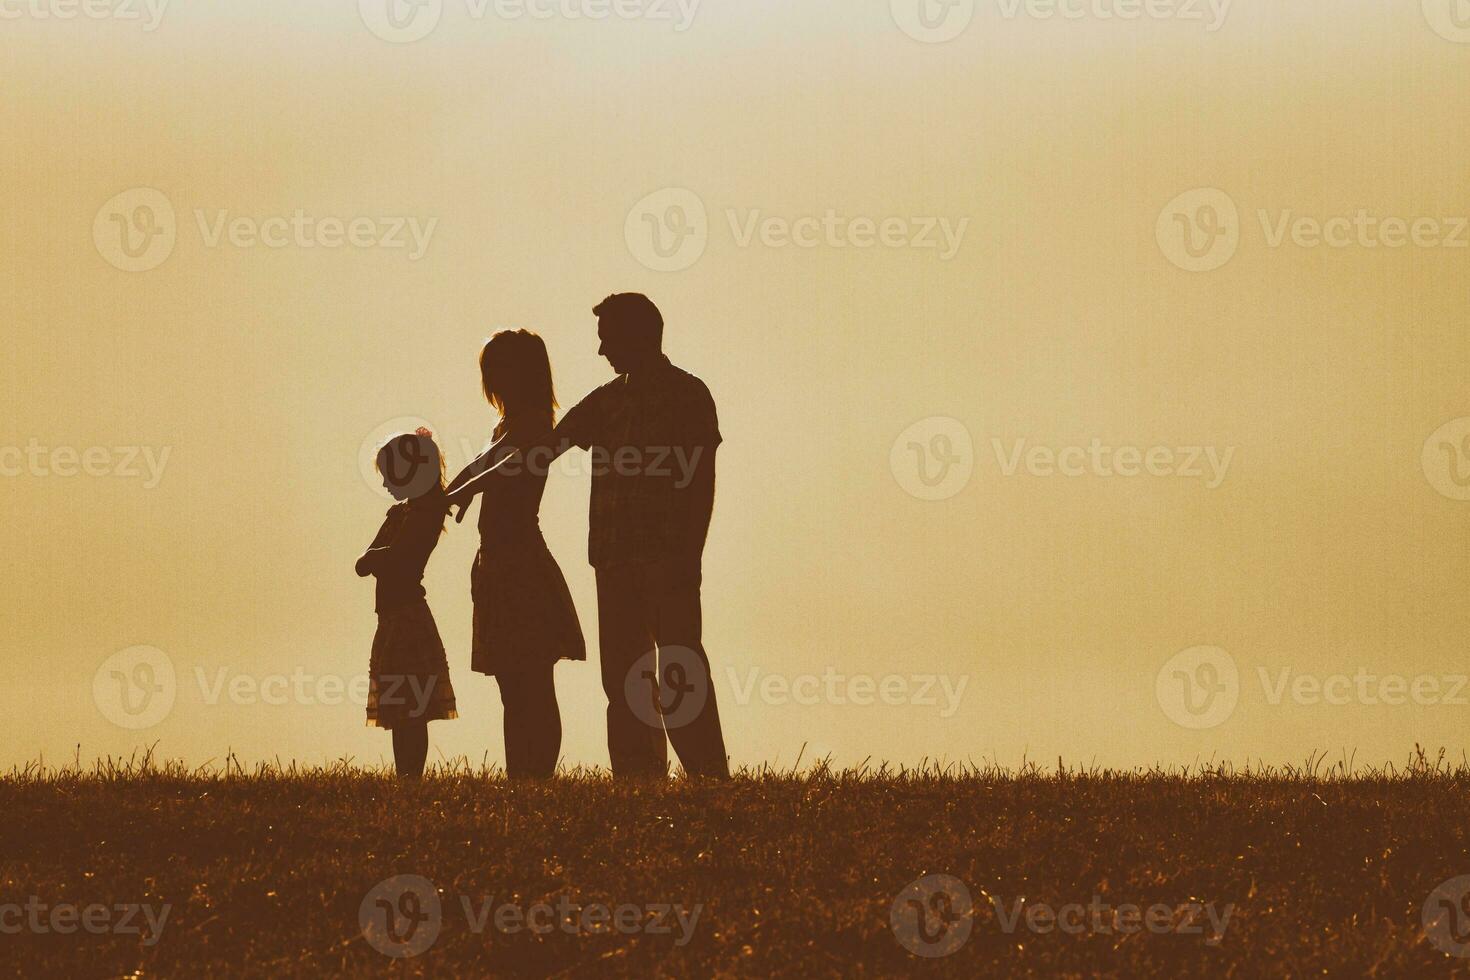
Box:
left=593, top=293, right=663, bottom=348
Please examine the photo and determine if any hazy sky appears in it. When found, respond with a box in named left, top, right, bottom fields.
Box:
left=4, top=0, right=1469, bottom=773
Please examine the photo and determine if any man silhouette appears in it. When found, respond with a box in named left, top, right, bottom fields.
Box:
left=555, top=294, right=729, bottom=778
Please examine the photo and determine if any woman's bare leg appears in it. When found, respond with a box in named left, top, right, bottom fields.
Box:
left=497, top=662, right=561, bottom=779
left=392, top=722, right=429, bottom=780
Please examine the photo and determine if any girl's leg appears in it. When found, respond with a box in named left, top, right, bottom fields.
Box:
left=392, top=721, right=429, bottom=780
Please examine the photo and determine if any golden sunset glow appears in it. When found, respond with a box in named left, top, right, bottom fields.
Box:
left=5, top=0, right=1470, bottom=775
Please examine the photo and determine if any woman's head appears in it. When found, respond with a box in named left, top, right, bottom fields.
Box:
left=480, top=330, right=557, bottom=433
left=375, top=427, right=446, bottom=502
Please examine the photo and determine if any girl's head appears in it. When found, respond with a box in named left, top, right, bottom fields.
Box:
left=480, top=330, right=557, bottom=435
left=375, top=427, right=446, bottom=502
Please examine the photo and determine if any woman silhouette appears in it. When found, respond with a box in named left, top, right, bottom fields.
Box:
left=446, top=331, right=585, bottom=778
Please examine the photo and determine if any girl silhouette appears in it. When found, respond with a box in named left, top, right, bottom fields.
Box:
left=357, top=428, right=459, bottom=779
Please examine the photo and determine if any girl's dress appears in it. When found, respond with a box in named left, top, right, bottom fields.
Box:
left=364, top=492, right=458, bottom=729
left=471, top=424, right=586, bottom=676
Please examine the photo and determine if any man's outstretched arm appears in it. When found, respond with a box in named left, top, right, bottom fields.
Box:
left=446, top=389, right=602, bottom=524
left=550, top=388, right=600, bottom=460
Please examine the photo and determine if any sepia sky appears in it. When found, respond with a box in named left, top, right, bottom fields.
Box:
left=3, top=0, right=1469, bottom=773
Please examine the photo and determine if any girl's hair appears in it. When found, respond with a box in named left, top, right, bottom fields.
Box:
left=374, top=428, right=447, bottom=513
left=480, top=330, right=557, bottom=436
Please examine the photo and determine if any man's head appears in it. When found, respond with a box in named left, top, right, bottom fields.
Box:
left=594, top=293, right=663, bottom=375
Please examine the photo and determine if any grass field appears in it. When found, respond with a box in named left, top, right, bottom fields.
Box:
left=4, top=750, right=1470, bottom=977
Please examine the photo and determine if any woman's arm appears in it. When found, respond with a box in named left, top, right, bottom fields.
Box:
left=445, top=444, right=496, bottom=497
left=445, top=446, right=525, bottom=523
left=445, top=395, right=602, bottom=524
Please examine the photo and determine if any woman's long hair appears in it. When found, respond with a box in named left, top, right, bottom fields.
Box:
left=480, top=330, right=557, bottom=437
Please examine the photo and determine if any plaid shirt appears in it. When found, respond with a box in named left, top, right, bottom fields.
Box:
left=558, top=356, right=721, bottom=568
